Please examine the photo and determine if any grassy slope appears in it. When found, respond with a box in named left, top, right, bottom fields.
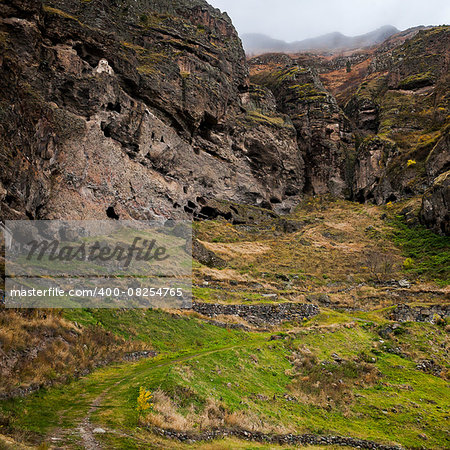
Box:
left=63, top=308, right=249, bottom=355
left=193, top=197, right=449, bottom=312
left=389, top=216, right=450, bottom=284
left=0, top=198, right=449, bottom=449
left=0, top=308, right=448, bottom=448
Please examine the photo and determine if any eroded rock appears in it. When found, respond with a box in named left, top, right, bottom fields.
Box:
left=0, top=0, right=304, bottom=221
left=420, top=171, right=450, bottom=235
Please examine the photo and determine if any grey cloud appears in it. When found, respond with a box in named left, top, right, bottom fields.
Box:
left=208, top=0, right=450, bottom=41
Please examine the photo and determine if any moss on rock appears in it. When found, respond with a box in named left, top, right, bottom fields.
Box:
left=398, top=72, right=435, bottom=90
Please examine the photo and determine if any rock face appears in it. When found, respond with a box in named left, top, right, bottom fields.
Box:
left=344, top=27, right=450, bottom=206
left=0, top=1, right=449, bottom=235
left=0, top=0, right=304, bottom=221
left=425, top=129, right=450, bottom=180
left=353, top=136, right=399, bottom=203
left=192, top=240, right=227, bottom=269
left=420, top=171, right=450, bottom=235
left=251, top=66, right=354, bottom=197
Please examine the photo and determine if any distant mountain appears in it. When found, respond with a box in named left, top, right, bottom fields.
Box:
left=240, top=33, right=288, bottom=54
left=242, top=25, right=400, bottom=55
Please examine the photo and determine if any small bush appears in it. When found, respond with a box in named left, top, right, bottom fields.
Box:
left=403, top=258, right=414, bottom=269
left=137, top=387, right=153, bottom=416
left=363, top=251, right=396, bottom=282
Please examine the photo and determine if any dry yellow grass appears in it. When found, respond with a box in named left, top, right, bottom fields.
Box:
left=0, top=309, right=146, bottom=395
left=193, top=197, right=428, bottom=310
left=194, top=267, right=261, bottom=284
left=142, top=389, right=291, bottom=434
left=200, top=241, right=271, bottom=260
left=0, top=434, right=34, bottom=449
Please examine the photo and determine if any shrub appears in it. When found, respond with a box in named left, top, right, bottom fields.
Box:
left=403, top=258, right=414, bottom=269
left=363, top=251, right=396, bottom=282
left=137, top=387, right=153, bottom=416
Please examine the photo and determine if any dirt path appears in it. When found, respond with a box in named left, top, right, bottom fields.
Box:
left=77, top=379, right=124, bottom=450
left=72, top=342, right=262, bottom=449
left=44, top=338, right=405, bottom=450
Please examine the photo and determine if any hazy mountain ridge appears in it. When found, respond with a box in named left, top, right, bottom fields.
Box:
left=243, top=25, right=400, bottom=54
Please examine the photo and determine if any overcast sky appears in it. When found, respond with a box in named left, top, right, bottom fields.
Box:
left=208, top=0, right=450, bottom=41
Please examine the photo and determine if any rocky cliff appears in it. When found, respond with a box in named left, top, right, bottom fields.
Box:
left=344, top=27, right=450, bottom=206
left=251, top=66, right=354, bottom=197
left=0, top=1, right=448, bottom=235
left=0, top=0, right=304, bottom=221
left=248, top=26, right=449, bottom=234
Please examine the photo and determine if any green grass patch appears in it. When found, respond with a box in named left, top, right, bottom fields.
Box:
left=1, top=317, right=449, bottom=448
left=63, top=309, right=248, bottom=354
left=389, top=216, right=450, bottom=285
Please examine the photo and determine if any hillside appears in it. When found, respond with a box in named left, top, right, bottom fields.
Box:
left=0, top=0, right=449, bottom=449
left=0, top=198, right=449, bottom=449
left=248, top=25, right=450, bottom=233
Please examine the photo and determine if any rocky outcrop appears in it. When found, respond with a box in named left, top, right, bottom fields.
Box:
left=343, top=76, right=387, bottom=133
left=415, top=359, right=444, bottom=377
left=344, top=27, right=450, bottom=210
left=426, top=130, right=450, bottom=180
left=192, top=239, right=227, bottom=269
left=0, top=0, right=304, bottom=221
left=420, top=131, right=450, bottom=234
left=344, top=95, right=379, bottom=133
left=420, top=171, right=450, bottom=235
left=192, top=301, right=319, bottom=326
left=353, top=136, right=398, bottom=203
left=249, top=52, right=371, bottom=77
left=251, top=66, right=354, bottom=197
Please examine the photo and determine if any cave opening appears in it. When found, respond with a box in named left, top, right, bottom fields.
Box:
left=106, top=206, right=120, bottom=220
left=107, top=102, right=122, bottom=113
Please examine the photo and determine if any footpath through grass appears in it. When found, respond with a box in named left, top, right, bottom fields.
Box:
left=0, top=310, right=448, bottom=449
